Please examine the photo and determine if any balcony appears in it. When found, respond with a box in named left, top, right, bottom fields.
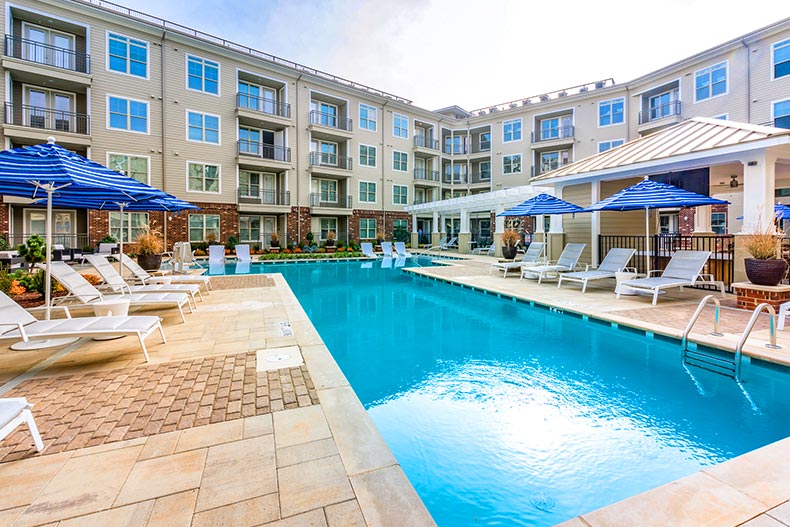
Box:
left=4, top=34, right=90, bottom=74
left=4, top=102, right=91, bottom=146
left=413, top=168, right=440, bottom=184
left=530, top=125, right=575, bottom=149
left=237, top=188, right=290, bottom=213
left=443, top=172, right=468, bottom=184
left=237, top=139, right=291, bottom=171
left=761, top=117, right=790, bottom=129
left=235, top=92, right=290, bottom=130
left=442, top=144, right=468, bottom=156
left=309, top=193, right=353, bottom=215
left=472, top=141, right=491, bottom=155
left=470, top=172, right=491, bottom=184
left=638, top=100, right=682, bottom=134
left=308, top=151, right=352, bottom=177
left=308, top=110, right=353, bottom=141
left=413, top=135, right=439, bottom=157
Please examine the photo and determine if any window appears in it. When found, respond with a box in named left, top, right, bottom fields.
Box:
left=503, top=119, right=522, bottom=142
left=239, top=127, right=262, bottom=155
left=108, top=96, right=148, bottom=133
left=187, top=55, right=219, bottom=95
left=393, top=113, right=408, bottom=138
left=540, top=150, right=570, bottom=173
left=359, top=181, right=376, bottom=203
left=649, top=91, right=678, bottom=120
left=25, top=87, right=74, bottom=131
left=393, top=151, right=408, bottom=172
left=503, top=154, right=521, bottom=175
left=359, top=103, right=377, bottom=131
left=711, top=212, right=727, bottom=235
left=239, top=171, right=260, bottom=197
left=479, top=132, right=491, bottom=151
left=110, top=212, right=148, bottom=243
left=189, top=214, right=220, bottom=242
left=108, top=153, right=148, bottom=184
left=539, top=116, right=574, bottom=140
left=599, top=98, right=624, bottom=126
left=360, top=218, right=376, bottom=239
left=319, top=179, right=337, bottom=202
left=773, top=39, right=790, bottom=80
left=445, top=136, right=465, bottom=155
left=712, top=114, right=729, bottom=120
left=598, top=139, right=624, bottom=153
left=393, top=185, right=408, bottom=205
left=393, top=219, right=408, bottom=235
left=22, top=23, right=75, bottom=70
left=695, top=62, right=727, bottom=102
left=359, top=145, right=376, bottom=167
left=479, top=161, right=491, bottom=180
left=239, top=216, right=261, bottom=242
left=187, top=162, right=220, bottom=193
left=107, top=33, right=147, bottom=78
left=187, top=111, right=219, bottom=143
left=312, top=140, right=338, bottom=165
left=773, top=100, right=790, bottom=129
left=320, top=218, right=337, bottom=240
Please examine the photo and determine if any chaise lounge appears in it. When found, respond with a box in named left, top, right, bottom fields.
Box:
left=557, top=248, right=636, bottom=293
left=616, top=250, right=717, bottom=305
left=119, top=253, right=212, bottom=293
left=0, top=397, right=44, bottom=453
left=521, top=243, right=586, bottom=283
left=489, top=242, right=545, bottom=278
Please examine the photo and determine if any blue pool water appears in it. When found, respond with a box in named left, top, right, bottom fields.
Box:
left=247, top=259, right=790, bottom=526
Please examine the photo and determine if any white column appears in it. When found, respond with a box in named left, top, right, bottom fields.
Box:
left=591, top=181, right=600, bottom=265
left=460, top=208, right=470, bottom=234
left=411, top=213, right=418, bottom=233
left=432, top=211, right=440, bottom=233
left=495, top=204, right=505, bottom=234
left=693, top=205, right=713, bottom=234
left=740, top=151, right=777, bottom=233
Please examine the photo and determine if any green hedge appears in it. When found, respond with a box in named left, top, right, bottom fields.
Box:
left=257, top=252, right=364, bottom=261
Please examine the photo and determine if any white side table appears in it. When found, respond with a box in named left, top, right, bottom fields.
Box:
left=615, top=271, right=640, bottom=295
left=92, top=299, right=131, bottom=340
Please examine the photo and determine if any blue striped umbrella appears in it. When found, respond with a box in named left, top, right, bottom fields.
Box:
left=736, top=204, right=790, bottom=221
left=585, top=177, right=729, bottom=270
left=497, top=193, right=585, bottom=257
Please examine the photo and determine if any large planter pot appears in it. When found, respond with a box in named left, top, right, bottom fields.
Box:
left=744, top=258, right=788, bottom=286
left=137, top=253, right=163, bottom=271
left=502, top=245, right=518, bottom=260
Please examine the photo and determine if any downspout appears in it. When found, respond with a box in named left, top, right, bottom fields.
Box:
left=381, top=100, right=389, bottom=237
left=740, top=39, right=751, bottom=123
left=160, top=30, right=168, bottom=248
left=295, top=73, right=302, bottom=245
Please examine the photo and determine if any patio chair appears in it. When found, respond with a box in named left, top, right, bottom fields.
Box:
left=98, top=243, right=117, bottom=256
left=0, top=398, right=44, bottom=452
left=235, top=244, right=252, bottom=263
left=172, top=241, right=203, bottom=273
left=46, top=261, right=192, bottom=323
left=394, top=242, right=412, bottom=258
left=119, top=253, right=212, bottom=293
left=472, top=243, right=496, bottom=256
left=361, top=242, right=378, bottom=259
left=440, top=237, right=458, bottom=250
left=489, top=242, right=546, bottom=278
left=0, top=290, right=166, bottom=361
left=521, top=243, right=586, bottom=283
left=208, top=245, right=225, bottom=265
left=52, top=244, right=72, bottom=262
left=557, top=248, right=636, bottom=293
left=84, top=254, right=202, bottom=308
left=616, top=250, right=714, bottom=305
left=381, top=241, right=394, bottom=257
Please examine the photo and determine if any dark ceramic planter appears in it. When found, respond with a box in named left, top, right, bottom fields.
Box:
left=744, top=258, right=788, bottom=286
left=502, top=245, right=518, bottom=259
left=137, top=253, right=163, bottom=271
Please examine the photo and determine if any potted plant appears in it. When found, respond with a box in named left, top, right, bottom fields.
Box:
left=375, top=230, right=384, bottom=252
left=501, top=229, right=520, bottom=260
left=269, top=232, right=280, bottom=253
left=135, top=224, right=164, bottom=271
left=743, top=224, right=787, bottom=286
left=325, top=231, right=336, bottom=253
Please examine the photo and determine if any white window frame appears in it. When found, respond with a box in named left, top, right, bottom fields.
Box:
left=711, top=211, right=727, bottom=235
left=598, top=97, right=625, bottom=127
left=359, top=218, right=377, bottom=239
left=502, top=118, right=522, bottom=142
left=359, top=103, right=377, bottom=132
left=359, top=180, right=376, bottom=203
left=319, top=217, right=337, bottom=241
left=598, top=139, right=625, bottom=153
left=359, top=144, right=377, bottom=168
left=393, top=151, right=408, bottom=172
left=392, top=184, right=408, bottom=205
left=317, top=178, right=338, bottom=203
left=186, top=110, right=221, bottom=144
left=110, top=211, right=149, bottom=243
left=772, top=98, right=790, bottom=128
left=188, top=214, right=221, bottom=243
left=106, top=152, right=150, bottom=184
left=105, top=30, right=149, bottom=79
left=186, top=54, right=220, bottom=96
left=393, top=113, right=408, bottom=139
left=694, top=61, right=728, bottom=103
left=712, top=113, right=729, bottom=120
left=772, top=38, right=790, bottom=81
left=186, top=160, right=221, bottom=195
left=479, top=160, right=491, bottom=180
left=106, top=94, right=149, bottom=134
left=503, top=153, right=522, bottom=175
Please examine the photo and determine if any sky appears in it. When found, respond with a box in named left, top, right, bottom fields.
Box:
left=123, top=0, right=789, bottom=111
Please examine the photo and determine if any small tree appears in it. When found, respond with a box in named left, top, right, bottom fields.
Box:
left=17, top=234, right=47, bottom=265
left=393, top=225, right=409, bottom=242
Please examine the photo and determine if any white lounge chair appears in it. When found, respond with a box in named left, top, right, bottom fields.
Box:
left=617, top=250, right=716, bottom=305
left=208, top=245, right=225, bottom=265
left=119, top=253, right=211, bottom=293
left=557, top=248, right=636, bottom=293
left=361, top=242, right=378, bottom=259
left=439, top=237, right=458, bottom=250
left=489, top=242, right=546, bottom=278
left=98, top=242, right=117, bottom=256
left=235, top=244, right=251, bottom=263
left=521, top=243, right=586, bottom=283
left=0, top=398, right=44, bottom=452
left=84, top=254, right=202, bottom=308
left=0, top=290, right=166, bottom=361
left=46, top=261, right=192, bottom=323
left=472, top=243, right=495, bottom=256
left=380, top=241, right=394, bottom=257
left=394, top=242, right=412, bottom=258
left=172, top=241, right=203, bottom=273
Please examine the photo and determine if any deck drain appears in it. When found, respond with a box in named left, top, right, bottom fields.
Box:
left=256, top=345, right=304, bottom=372
left=278, top=321, right=294, bottom=336
left=266, top=353, right=291, bottom=362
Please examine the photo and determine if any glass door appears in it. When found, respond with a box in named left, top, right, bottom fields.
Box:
left=263, top=217, right=276, bottom=244
left=262, top=173, right=276, bottom=204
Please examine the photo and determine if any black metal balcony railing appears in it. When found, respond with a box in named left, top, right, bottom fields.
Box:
left=4, top=34, right=90, bottom=73
left=235, top=92, right=290, bottom=119
left=237, top=139, right=291, bottom=162
left=309, top=110, right=352, bottom=132
left=531, top=125, right=575, bottom=143
left=639, top=100, right=682, bottom=125
left=413, top=135, right=439, bottom=150
left=237, top=188, right=290, bottom=206
left=309, top=151, right=352, bottom=170
left=761, top=116, right=790, bottom=129
left=413, top=168, right=439, bottom=182
left=443, top=172, right=468, bottom=184
left=4, top=102, right=90, bottom=135
left=6, top=233, right=90, bottom=250
left=309, top=193, right=352, bottom=208
left=442, top=144, right=468, bottom=155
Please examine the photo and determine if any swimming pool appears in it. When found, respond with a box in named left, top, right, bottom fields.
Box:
left=257, top=259, right=790, bottom=526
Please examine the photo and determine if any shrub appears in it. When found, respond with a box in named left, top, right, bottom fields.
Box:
left=393, top=225, right=409, bottom=242
left=0, top=235, right=9, bottom=252
left=501, top=230, right=520, bottom=247
left=98, top=235, right=117, bottom=244
left=17, top=234, right=47, bottom=264
left=0, top=270, right=14, bottom=295
left=743, top=216, right=779, bottom=260
left=134, top=224, right=164, bottom=255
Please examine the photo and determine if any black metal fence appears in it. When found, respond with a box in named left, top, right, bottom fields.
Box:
left=6, top=233, right=91, bottom=250
left=599, top=234, right=734, bottom=291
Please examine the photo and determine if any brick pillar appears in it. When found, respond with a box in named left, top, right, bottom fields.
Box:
left=287, top=207, right=311, bottom=247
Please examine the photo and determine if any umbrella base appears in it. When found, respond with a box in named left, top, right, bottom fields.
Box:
left=11, top=338, right=79, bottom=351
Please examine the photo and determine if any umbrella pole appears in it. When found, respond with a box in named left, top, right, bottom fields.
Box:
left=118, top=203, right=125, bottom=276
left=645, top=207, right=650, bottom=274
left=45, top=185, right=53, bottom=321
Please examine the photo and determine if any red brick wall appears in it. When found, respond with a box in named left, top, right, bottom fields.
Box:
left=286, top=207, right=311, bottom=246
left=678, top=204, right=730, bottom=235
left=0, top=200, right=9, bottom=240
left=348, top=210, right=410, bottom=242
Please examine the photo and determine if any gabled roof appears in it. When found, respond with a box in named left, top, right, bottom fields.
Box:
left=532, top=118, right=790, bottom=182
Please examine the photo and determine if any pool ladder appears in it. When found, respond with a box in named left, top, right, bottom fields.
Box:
left=682, top=295, right=781, bottom=381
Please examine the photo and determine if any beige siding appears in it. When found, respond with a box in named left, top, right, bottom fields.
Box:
left=599, top=178, right=655, bottom=236
left=561, top=183, right=593, bottom=264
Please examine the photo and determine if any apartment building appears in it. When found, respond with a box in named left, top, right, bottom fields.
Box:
left=0, top=0, right=788, bottom=251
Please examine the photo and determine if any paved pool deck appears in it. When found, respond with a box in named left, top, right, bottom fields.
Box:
left=1, top=256, right=790, bottom=526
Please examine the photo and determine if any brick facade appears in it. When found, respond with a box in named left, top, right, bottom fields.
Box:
left=733, top=283, right=790, bottom=311
left=286, top=207, right=311, bottom=247
left=348, top=209, right=410, bottom=242
left=0, top=201, right=9, bottom=241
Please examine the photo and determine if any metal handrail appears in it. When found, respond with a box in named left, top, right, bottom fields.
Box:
left=734, top=303, right=781, bottom=381
left=4, top=34, right=90, bottom=73
left=681, top=295, right=723, bottom=349
left=237, top=140, right=291, bottom=162
left=413, top=135, right=439, bottom=150
left=639, top=100, right=681, bottom=125
left=4, top=102, right=91, bottom=135
left=235, top=92, right=291, bottom=118
left=309, top=110, right=352, bottom=131
left=532, top=125, right=575, bottom=143
left=309, top=151, right=352, bottom=170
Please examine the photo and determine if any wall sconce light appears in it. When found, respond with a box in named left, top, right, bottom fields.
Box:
left=729, top=175, right=739, bottom=188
